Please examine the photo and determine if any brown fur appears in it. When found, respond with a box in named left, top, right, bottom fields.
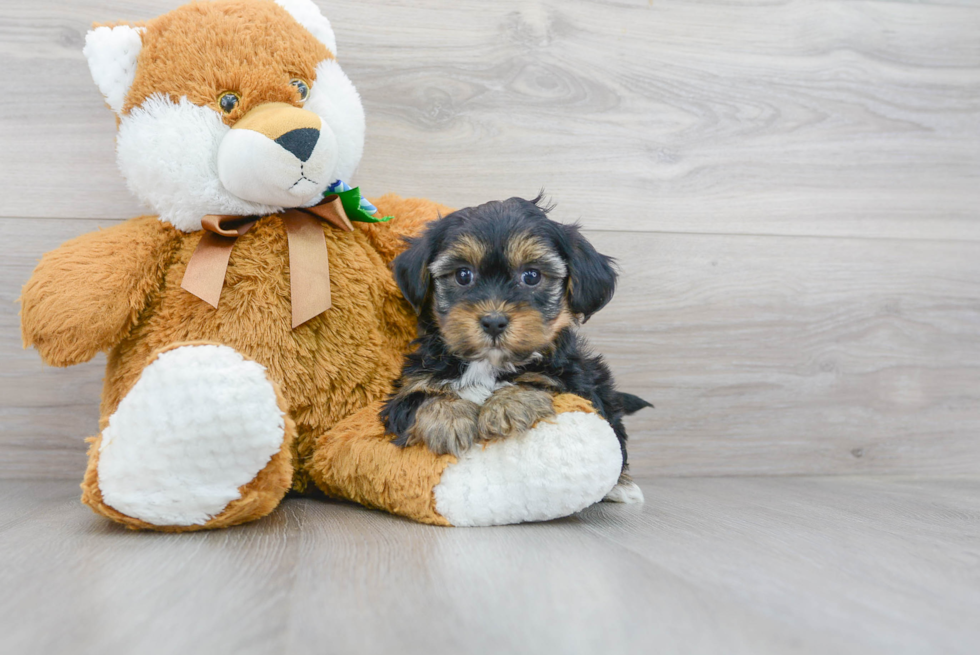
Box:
left=512, top=372, right=563, bottom=390
left=430, top=235, right=487, bottom=276
left=438, top=303, right=494, bottom=358
left=408, top=395, right=481, bottom=456
left=437, top=299, right=563, bottom=361
left=478, top=384, right=555, bottom=441
left=80, top=342, right=297, bottom=531
left=312, top=393, right=598, bottom=526
left=22, top=0, right=605, bottom=530
left=119, top=1, right=332, bottom=121
left=233, top=101, right=321, bottom=139
left=21, top=193, right=451, bottom=529
left=505, top=232, right=550, bottom=270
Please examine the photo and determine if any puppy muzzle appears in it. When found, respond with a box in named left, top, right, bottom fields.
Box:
left=217, top=102, right=339, bottom=208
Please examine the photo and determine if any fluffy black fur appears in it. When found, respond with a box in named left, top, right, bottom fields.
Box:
left=381, top=195, right=652, bottom=468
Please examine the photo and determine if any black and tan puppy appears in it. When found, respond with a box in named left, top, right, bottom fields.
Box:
left=381, top=195, right=652, bottom=501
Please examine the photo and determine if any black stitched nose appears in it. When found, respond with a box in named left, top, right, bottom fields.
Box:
left=275, top=127, right=319, bottom=162
left=480, top=313, right=509, bottom=337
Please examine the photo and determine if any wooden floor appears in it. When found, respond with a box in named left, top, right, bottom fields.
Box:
left=1, top=475, right=978, bottom=655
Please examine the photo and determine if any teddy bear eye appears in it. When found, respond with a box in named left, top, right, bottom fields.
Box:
left=290, top=78, right=310, bottom=102
left=218, top=92, right=240, bottom=114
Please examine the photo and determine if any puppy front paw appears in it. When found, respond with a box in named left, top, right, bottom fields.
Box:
left=411, top=396, right=481, bottom=456
left=478, top=385, right=556, bottom=441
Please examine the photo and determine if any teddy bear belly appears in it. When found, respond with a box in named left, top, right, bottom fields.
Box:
left=99, top=225, right=416, bottom=487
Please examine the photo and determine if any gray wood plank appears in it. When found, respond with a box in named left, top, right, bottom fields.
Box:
left=578, top=476, right=980, bottom=655
left=0, top=480, right=305, bottom=655
left=3, top=217, right=978, bottom=479
left=0, top=476, right=977, bottom=655
left=1, top=0, right=978, bottom=239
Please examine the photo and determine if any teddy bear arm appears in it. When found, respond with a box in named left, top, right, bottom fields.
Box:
left=20, top=216, right=176, bottom=367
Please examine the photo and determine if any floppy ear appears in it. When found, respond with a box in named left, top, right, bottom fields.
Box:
left=392, top=235, right=435, bottom=315
left=84, top=24, right=145, bottom=115
left=563, top=225, right=617, bottom=322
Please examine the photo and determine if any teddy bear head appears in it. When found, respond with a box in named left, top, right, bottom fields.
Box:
left=84, top=0, right=365, bottom=232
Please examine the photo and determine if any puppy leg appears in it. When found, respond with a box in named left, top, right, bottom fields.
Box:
left=603, top=471, right=645, bottom=504
left=478, top=384, right=556, bottom=441
left=410, top=395, right=481, bottom=456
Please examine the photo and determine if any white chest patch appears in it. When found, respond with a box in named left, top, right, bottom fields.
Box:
left=451, top=359, right=512, bottom=405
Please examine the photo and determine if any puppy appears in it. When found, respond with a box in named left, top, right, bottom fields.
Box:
left=381, top=195, right=652, bottom=501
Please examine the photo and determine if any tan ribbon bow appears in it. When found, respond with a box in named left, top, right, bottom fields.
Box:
left=180, top=195, right=354, bottom=328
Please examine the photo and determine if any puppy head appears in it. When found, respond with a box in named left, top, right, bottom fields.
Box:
left=393, top=195, right=617, bottom=363
left=83, top=0, right=364, bottom=232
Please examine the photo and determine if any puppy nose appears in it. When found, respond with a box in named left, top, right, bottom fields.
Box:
left=480, top=313, right=509, bottom=337
left=275, top=127, right=319, bottom=162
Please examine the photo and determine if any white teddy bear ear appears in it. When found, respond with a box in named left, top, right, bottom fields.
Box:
left=83, top=25, right=145, bottom=115
left=275, top=0, right=338, bottom=56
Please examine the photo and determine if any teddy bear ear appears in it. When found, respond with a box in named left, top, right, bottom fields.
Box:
left=275, top=0, right=338, bottom=56
left=83, top=24, right=145, bottom=115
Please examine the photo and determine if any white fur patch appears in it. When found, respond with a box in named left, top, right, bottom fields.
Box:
left=97, top=345, right=286, bottom=527
left=434, top=411, right=622, bottom=527
left=113, top=57, right=364, bottom=232
left=84, top=25, right=145, bottom=114
left=116, top=94, right=282, bottom=232
left=603, top=480, right=645, bottom=504
left=276, top=0, right=338, bottom=55
left=217, top=116, right=338, bottom=208
left=304, top=59, right=365, bottom=185
left=451, top=359, right=510, bottom=405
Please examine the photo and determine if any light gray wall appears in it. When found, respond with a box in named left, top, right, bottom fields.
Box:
left=2, top=0, right=978, bottom=478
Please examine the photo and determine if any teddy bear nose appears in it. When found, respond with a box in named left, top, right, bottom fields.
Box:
left=274, top=127, right=319, bottom=162
left=480, top=313, right=509, bottom=337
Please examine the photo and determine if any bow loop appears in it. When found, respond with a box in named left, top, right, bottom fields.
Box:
left=180, top=192, right=364, bottom=328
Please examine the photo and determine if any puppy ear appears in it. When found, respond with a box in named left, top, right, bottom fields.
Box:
left=392, top=234, right=434, bottom=315
left=563, top=225, right=617, bottom=322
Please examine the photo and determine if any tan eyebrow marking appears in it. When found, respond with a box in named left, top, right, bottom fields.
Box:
left=430, top=235, right=487, bottom=277
left=505, top=233, right=567, bottom=276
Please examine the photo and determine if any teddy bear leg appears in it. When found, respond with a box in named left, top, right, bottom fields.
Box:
left=80, top=343, right=295, bottom=531
left=310, top=394, right=623, bottom=527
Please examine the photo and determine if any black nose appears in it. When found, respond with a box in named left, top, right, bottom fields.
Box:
left=275, top=127, right=319, bottom=162
left=480, top=313, right=509, bottom=337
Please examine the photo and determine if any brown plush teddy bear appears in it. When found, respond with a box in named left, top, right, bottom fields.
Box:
left=20, top=0, right=626, bottom=531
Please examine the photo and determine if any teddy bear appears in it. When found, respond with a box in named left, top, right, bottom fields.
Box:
left=19, top=0, right=627, bottom=531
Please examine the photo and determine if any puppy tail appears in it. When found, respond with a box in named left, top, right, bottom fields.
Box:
left=619, top=392, right=653, bottom=415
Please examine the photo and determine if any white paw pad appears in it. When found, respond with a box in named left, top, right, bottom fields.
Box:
left=98, top=345, right=285, bottom=526
left=433, top=411, right=622, bottom=527
left=603, top=480, right=645, bottom=504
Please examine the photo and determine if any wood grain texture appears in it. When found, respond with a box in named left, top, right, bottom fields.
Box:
left=0, top=476, right=977, bottom=654
left=0, top=0, right=978, bottom=238
left=4, top=218, right=978, bottom=479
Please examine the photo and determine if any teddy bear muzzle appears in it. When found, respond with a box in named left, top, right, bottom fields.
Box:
left=217, top=101, right=339, bottom=208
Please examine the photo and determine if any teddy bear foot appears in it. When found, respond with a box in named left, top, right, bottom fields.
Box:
left=83, top=344, right=294, bottom=530
left=432, top=408, right=623, bottom=527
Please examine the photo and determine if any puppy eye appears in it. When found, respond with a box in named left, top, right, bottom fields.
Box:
left=218, top=92, right=240, bottom=114
left=521, top=269, right=541, bottom=286
left=290, top=78, right=310, bottom=102
left=454, top=267, right=473, bottom=286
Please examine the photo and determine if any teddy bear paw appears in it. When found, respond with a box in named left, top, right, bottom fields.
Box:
left=96, top=344, right=287, bottom=527
left=432, top=410, right=622, bottom=527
